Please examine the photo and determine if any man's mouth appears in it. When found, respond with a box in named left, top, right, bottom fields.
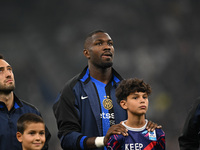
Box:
left=102, top=52, right=112, bottom=58
left=5, top=79, right=13, bottom=83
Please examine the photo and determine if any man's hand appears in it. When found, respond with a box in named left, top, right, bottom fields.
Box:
left=104, top=124, right=128, bottom=145
left=146, top=120, right=162, bottom=132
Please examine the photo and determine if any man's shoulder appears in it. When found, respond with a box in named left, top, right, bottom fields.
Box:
left=14, top=95, right=39, bottom=113
left=62, top=73, right=81, bottom=92
left=20, top=100, right=40, bottom=113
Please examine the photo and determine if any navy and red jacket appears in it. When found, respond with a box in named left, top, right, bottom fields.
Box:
left=0, top=94, right=51, bottom=150
left=53, top=67, right=127, bottom=150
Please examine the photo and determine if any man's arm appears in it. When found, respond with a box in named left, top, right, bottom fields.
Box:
left=146, top=120, right=162, bottom=132
left=53, top=77, right=83, bottom=149
left=178, top=97, right=200, bottom=150
left=85, top=124, right=128, bottom=149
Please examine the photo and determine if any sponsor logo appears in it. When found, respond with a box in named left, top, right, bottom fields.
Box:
left=125, top=143, right=143, bottom=150
left=103, top=96, right=113, bottom=110
left=81, top=96, right=88, bottom=100
left=149, top=130, right=157, bottom=141
left=100, top=112, right=115, bottom=119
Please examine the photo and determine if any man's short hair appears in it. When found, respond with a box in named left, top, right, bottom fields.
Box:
left=0, top=54, right=4, bottom=59
left=84, top=30, right=107, bottom=49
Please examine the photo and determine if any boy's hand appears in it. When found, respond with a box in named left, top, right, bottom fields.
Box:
left=146, top=120, right=162, bottom=132
left=104, top=124, right=128, bottom=145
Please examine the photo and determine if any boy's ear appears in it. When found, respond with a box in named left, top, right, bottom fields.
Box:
left=16, top=132, right=22, bottom=142
left=83, top=49, right=90, bottom=59
left=120, top=100, right=127, bottom=110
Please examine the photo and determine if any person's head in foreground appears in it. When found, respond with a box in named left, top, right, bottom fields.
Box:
left=116, top=78, right=152, bottom=123
left=16, top=113, right=46, bottom=150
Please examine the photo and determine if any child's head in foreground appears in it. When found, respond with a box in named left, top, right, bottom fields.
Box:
left=116, top=78, right=152, bottom=116
left=16, top=113, right=45, bottom=150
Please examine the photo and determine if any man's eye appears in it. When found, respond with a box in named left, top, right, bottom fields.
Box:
left=108, top=42, right=113, bottom=46
left=96, top=43, right=102, bottom=45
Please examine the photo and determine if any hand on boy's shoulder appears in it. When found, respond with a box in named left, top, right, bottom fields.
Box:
left=146, top=120, right=162, bottom=132
left=104, top=123, right=128, bottom=145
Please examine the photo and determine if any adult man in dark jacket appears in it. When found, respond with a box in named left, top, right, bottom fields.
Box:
left=53, top=30, right=160, bottom=150
left=0, top=54, right=51, bottom=150
left=179, top=97, right=200, bottom=150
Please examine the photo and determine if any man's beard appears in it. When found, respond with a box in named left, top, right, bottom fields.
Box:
left=0, top=85, right=15, bottom=94
left=101, top=62, right=113, bottom=69
left=95, top=61, right=113, bottom=69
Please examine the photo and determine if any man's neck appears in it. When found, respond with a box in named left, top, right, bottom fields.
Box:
left=89, top=66, right=112, bottom=84
left=0, top=91, right=14, bottom=111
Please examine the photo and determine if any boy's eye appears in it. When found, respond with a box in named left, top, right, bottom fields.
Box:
left=29, top=132, right=35, bottom=135
left=39, top=131, right=45, bottom=135
left=132, top=97, right=137, bottom=99
left=143, top=95, right=148, bottom=99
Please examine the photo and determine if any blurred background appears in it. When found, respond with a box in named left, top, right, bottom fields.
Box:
left=1, top=0, right=200, bottom=149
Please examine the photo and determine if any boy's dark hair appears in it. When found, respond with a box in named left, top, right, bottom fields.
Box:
left=17, top=113, right=44, bottom=134
left=115, top=78, right=152, bottom=104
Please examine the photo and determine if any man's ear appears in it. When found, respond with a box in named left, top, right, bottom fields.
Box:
left=16, top=132, right=23, bottom=143
left=120, top=100, right=127, bottom=110
left=83, top=49, right=90, bottom=59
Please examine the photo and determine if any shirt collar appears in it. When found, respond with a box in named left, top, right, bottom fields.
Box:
left=0, top=94, right=22, bottom=109
left=80, top=67, right=122, bottom=85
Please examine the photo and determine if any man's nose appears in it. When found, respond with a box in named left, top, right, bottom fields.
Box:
left=5, top=70, right=12, bottom=77
left=103, top=45, right=111, bottom=51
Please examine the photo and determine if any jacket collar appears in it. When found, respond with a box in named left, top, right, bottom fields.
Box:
left=0, top=94, right=22, bottom=110
left=79, top=66, right=123, bottom=85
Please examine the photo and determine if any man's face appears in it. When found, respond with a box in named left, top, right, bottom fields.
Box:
left=0, top=59, right=15, bottom=93
left=85, top=32, right=115, bottom=69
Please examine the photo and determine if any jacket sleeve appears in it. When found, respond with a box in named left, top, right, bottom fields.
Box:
left=178, top=97, right=200, bottom=150
left=53, top=77, right=84, bottom=149
left=156, top=129, right=165, bottom=150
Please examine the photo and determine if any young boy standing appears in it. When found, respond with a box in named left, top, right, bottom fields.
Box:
left=106, top=78, right=165, bottom=150
left=16, top=113, right=46, bottom=150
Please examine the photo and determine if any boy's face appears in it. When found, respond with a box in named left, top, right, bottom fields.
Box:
left=120, top=92, right=149, bottom=116
left=16, top=122, right=45, bottom=150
